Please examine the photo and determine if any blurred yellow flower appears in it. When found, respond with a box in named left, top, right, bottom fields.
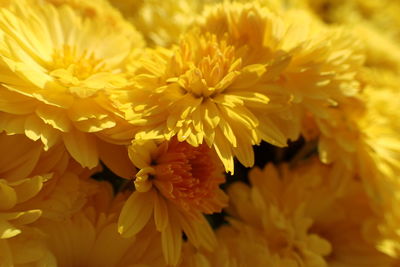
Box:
left=314, top=68, right=400, bottom=203
left=32, top=181, right=166, bottom=266
left=287, top=0, right=400, bottom=72
left=0, top=0, right=144, bottom=168
left=301, top=0, right=400, bottom=43
left=209, top=159, right=393, bottom=266
left=118, top=138, right=227, bottom=265
left=0, top=226, right=53, bottom=266
left=117, top=2, right=364, bottom=173
left=199, top=2, right=364, bottom=136
left=0, top=133, right=69, bottom=266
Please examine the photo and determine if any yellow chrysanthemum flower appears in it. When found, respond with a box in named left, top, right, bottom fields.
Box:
left=116, top=2, right=363, bottom=173
left=0, top=226, right=53, bottom=266
left=314, top=67, right=400, bottom=205
left=31, top=181, right=166, bottom=266
left=288, top=0, right=400, bottom=72
left=116, top=31, right=290, bottom=173
left=224, top=162, right=331, bottom=266
left=0, top=133, right=68, bottom=228
left=209, top=159, right=393, bottom=266
left=0, top=0, right=144, bottom=168
left=22, top=171, right=99, bottom=221
left=198, top=2, right=364, bottom=129
left=0, top=133, right=70, bottom=266
left=359, top=79, right=400, bottom=181
left=354, top=75, right=400, bottom=209
left=118, top=138, right=227, bottom=266
left=313, top=98, right=363, bottom=169
left=298, top=0, right=400, bottom=44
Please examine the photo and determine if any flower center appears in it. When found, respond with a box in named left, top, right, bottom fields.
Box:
left=174, top=34, right=242, bottom=99
left=48, top=45, right=110, bottom=97
left=137, top=139, right=226, bottom=214
left=50, top=45, right=106, bottom=81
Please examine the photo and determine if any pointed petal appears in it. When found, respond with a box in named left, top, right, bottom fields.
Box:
left=154, top=194, right=169, bottom=232
left=118, top=190, right=154, bottom=238
left=162, top=206, right=183, bottom=266
left=62, top=130, right=98, bottom=168
left=98, top=140, right=136, bottom=179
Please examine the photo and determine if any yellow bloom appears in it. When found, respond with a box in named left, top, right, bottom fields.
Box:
left=359, top=78, right=400, bottom=183
left=225, top=163, right=331, bottom=266
left=315, top=68, right=400, bottom=204
left=0, top=226, right=53, bottom=266
left=273, top=50, right=400, bottom=267
left=314, top=98, right=363, bottom=170
left=0, top=0, right=144, bottom=168
left=32, top=181, right=166, bottom=266
left=117, top=29, right=290, bottom=173
left=288, top=0, right=400, bottom=72
left=198, top=2, right=364, bottom=124
left=305, top=79, right=400, bottom=265
left=117, top=2, right=364, bottom=173
left=299, top=0, right=400, bottom=44
left=212, top=159, right=393, bottom=266
left=118, top=138, right=227, bottom=266
left=0, top=133, right=68, bottom=230
left=0, top=133, right=69, bottom=266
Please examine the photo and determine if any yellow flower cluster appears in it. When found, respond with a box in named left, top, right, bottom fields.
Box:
left=0, top=0, right=399, bottom=266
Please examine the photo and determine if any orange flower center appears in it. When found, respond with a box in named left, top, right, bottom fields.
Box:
left=149, top=139, right=227, bottom=214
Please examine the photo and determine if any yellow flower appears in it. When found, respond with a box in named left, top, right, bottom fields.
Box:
left=198, top=2, right=364, bottom=126
left=289, top=0, right=400, bottom=72
left=118, top=138, right=228, bottom=266
left=0, top=133, right=68, bottom=230
left=306, top=78, right=400, bottom=267
left=0, top=133, right=70, bottom=266
left=315, top=68, right=400, bottom=204
left=359, top=79, right=400, bottom=183
left=299, top=0, right=400, bottom=44
left=302, top=67, right=400, bottom=267
left=117, top=2, right=364, bottom=173
left=196, top=1, right=301, bottom=143
left=0, top=226, right=53, bottom=266
left=32, top=181, right=166, bottom=266
left=0, top=0, right=144, bottom=168
left=22, top=170, right=98, bottom=221
left=117, top=28, right=290, bottom=173
left=314, top=98, right=363, bottom=170
left=225, top=163, right=331, bottom=266
left=214, top=159, right=393, bottom=266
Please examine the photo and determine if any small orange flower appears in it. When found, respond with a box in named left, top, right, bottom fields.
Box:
left=118, top=138, right=228, bottom=265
